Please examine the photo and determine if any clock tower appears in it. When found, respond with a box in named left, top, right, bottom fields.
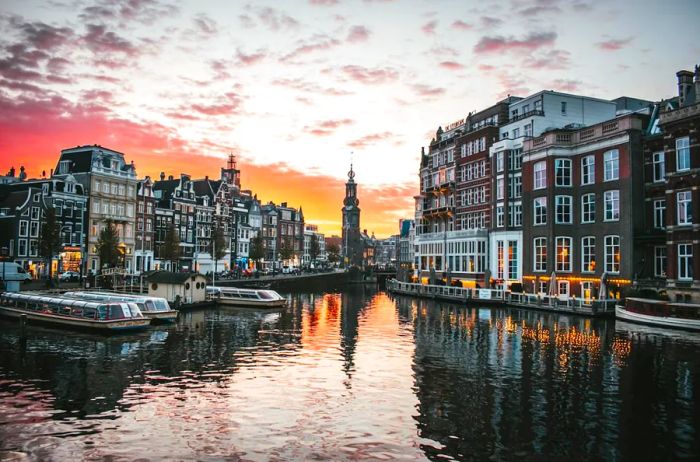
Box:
left=342, top=163, right=362, bottom=266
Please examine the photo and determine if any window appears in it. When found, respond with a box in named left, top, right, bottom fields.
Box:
left=555, top=159, right=572, bottom=186
left=19, top=220, right=28, bottom=237
left=534, top=100, right=542, bottom=111
left=496, top=152, right=505, bottom=172
left=534, top=237, right=547, bottom=272
left=581, top=155, right=595, bottom=185
left=652, top=152, right=665, bottom=182
left=561, top=101, right=567, bottom=114
left=534, top=161, right=546, bottom=189
left=604, top=149, right=619, bottom=181
left=496, top=177, right=505, bottom=200
left=508, top=241, right=518, bottom=280
left=581, top=237, right=596, bottom=273
left=555, top=195, right=572, bottom=224
left=31, top=207, right=39, bottom=220
left=653, top=199, right=666, bottom=229
left=654, top=246, right=666, bottom=277
left=496, top=204, right=504, bottom=227
left=604, top=190, right=620, bottom=221
left=677, top=191, right=692, bottom=225
left=556, top=237, right=572, bottom=272
left=524, top=123, right=532, bottom=137
left=581, top=193, right=595, bottom=223
left=30, top=221, right=39, bottom=237
left=18, top=239, right=27, bottom=256
left=509, top=174, right=522, bottom=199
left=509, top=202, right=522, bottom=227
left=29, top=240, right=38, bottom=257
left=604, top=235, right=620, bottom=273
left=510, top=149, right=522, bottom=171
left=676, top=137, right=690, bottom=171
left=678, top=243, right=693, bottom=280
left=534, top=197, right=547, bottom=225
left=513, top=128, right=520, bottom=138
left=460, top=144, right=466, bottom=158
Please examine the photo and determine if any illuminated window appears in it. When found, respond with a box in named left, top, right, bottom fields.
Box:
left=534, top=237, right=547, bottom=272
left=556, top=237, right=572, bottom=272
left=581, top=236, right=596, bottom=273
left=604, top=235, right=620, bottom=274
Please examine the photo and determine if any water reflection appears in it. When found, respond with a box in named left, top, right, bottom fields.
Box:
left=0, top=287, right=698, bottom=460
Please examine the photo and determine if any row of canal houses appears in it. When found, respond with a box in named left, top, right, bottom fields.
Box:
left=0, top=150, right=322, bottom=278
left=415, top=65, right=700, bottom=303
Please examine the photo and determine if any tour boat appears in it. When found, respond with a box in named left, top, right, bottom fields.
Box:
left=207, top=286, right=287, bottom=308
left=0, top=292, right=151, bottom=332
left=63, top=291, right=178, bottom=323
left=615, top=297, right=700, bottom=331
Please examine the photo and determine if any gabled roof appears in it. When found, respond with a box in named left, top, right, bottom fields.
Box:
left=0, top=189, right=30, bottom=211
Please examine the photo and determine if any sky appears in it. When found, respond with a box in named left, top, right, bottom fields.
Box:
left=0, top=0, right=698, bottom=237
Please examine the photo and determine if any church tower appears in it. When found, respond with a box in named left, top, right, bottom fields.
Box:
left=221, top=153, right=241, bottom=191
left=342, top=163, right=362, bottom=265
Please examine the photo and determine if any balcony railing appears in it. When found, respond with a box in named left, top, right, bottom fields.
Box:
left=524, top=116, right=642, bottom=152
left=509, top=109, right=544, bottom=124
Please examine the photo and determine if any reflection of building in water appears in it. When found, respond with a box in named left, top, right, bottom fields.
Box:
left=401, top=299, right=631, bottom=460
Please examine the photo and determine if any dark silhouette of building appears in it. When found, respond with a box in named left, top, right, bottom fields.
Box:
left=341, top=163, right=363, bottom=266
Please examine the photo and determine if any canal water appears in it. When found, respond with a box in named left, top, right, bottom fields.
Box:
left=1, top=286, right=699, bottom=461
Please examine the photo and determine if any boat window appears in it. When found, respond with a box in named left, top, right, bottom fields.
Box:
left=259, top=291, right=275, bottom=300
left=144, top=300, right=157, bottom=311
left=155, top=300, right=170, bottom=310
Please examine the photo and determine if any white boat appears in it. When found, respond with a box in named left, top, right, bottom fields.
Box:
left=207, top=286, right=287, bottom=308
left=0, top=292, right=151, bottom=332
left=63, top=291, right=178, bottom=323
left=615, top=298, right=700, bottom=331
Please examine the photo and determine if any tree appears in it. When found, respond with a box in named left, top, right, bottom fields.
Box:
left=327, top=242, right=340, bottom=264
left=309, top=234, right=320, bottom=264
left=161, top=224, right=181, bottom=271
left=278, top=237, right=294, bottom=263
left=97, top=219, right=120, bottom=269
left=249, top=234, right=265, bottom=268
left=38, top=207, right=60, bottom=281
left=210, top=224, right=227, bottom=274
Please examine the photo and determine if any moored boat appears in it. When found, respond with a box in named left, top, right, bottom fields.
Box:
left=0, top=292, right=151, bottom=332
left=615, top=297, right=700, bottom=331
left=63, top=291, right=178, bottom=323
left=208, top=286, right=286, bottom=308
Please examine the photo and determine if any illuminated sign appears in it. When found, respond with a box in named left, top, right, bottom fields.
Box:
left=445, top=118, right=466, bottom=131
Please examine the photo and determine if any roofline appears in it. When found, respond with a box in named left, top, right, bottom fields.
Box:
left=60, top=145, right=125, bottom=156
left=512, top=89, right=615, bottom=106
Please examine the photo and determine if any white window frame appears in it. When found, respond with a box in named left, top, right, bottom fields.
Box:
left=652, top=152, right=665, bottom=182
left=555, top=158, right=572, bottom=187
left=534, top=161, right=546, bottom=189
left=653, top=199, right=666, bottom=229
left=555, top=195, right=572, bottom=224
left=581, top=155, right=595, bottom=185
left=677, top=190, right=692, bottom=225
left=534, top=237, right=547, bottom=272
left=534, top=197, right=547, bottom=225
left=676, top=137, right=690, bottom=172
left=581, top=236, right=596, bottom=273
left=604, top=149, right=619, bottom=181
left=604, top=190, right=620, bottom=222
left=677, top=243, right=693, bottom=280
left=654, top=246, right=666, bottom=278
left=604, top=235, right=621, bottom=274
left=581, top=193, right=595, bottom=224
left=555, top=236, right=572, bottom=272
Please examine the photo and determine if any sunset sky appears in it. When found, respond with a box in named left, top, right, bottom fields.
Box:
left=0, top=0, right=698, bottom=237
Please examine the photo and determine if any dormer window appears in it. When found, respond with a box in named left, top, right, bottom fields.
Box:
left=58, top=160, right=70, bottom=174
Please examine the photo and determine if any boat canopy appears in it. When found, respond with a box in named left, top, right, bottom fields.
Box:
left=0, top=292, right=144, bottom=320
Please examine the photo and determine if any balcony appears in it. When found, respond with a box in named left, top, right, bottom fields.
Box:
left=423, top=180, right=455, bottom=194
left=509, top=109, right=544, bottom=124
left=524, top=115, right=643, bottom=152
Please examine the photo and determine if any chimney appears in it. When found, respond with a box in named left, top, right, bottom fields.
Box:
left=168, top=175, right=174, bottom=181
left=677, top=69, right=694, bottom=106
left=281, top=202, right=287, bottom=207
left=160, top=172, right=165, bottom=181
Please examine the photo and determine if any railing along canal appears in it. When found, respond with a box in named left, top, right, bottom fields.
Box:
left=386, top=280, right=616, bottom=316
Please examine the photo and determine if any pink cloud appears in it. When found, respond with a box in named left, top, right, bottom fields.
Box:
left=347, top=132, right=397, bottom=149
left=421, top=20, right=437, bottom=35
left=282, top=35, right=341, bottom=61
left=272, top=78, right=352, bottom=96
left=340, top=65, right=399, bottom=84
left=439, top=61, right=463, bottom=71
left=83, top=24, right=138, bottom=56
left=236, top=49, right=266, bottom=66
left=412, top=84, right=446, bottom=97
left=347, top=25, right=371, bottom=43
left=522, top=49, right=571, bottom=70
left=193, top=14, right=217, bottom=36
left=305, top=118, right=354, bottom=136
left=309, top=0, right=339, bottom=5
left=550, top=79, right=581, bottom=92
left=451, top=20, right=472, bottom=30
left=597, top=37, right=633, bottom=51
left=474, top=31, right=557, bottom=54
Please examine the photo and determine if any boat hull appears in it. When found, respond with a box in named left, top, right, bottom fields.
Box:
left=615, top=305, right=700, bottom=331
left=0, top=306, right=151, bottom=332
left=216, top=298, right=286, bottom=308
left=143, top=310, right=179, bottom=323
